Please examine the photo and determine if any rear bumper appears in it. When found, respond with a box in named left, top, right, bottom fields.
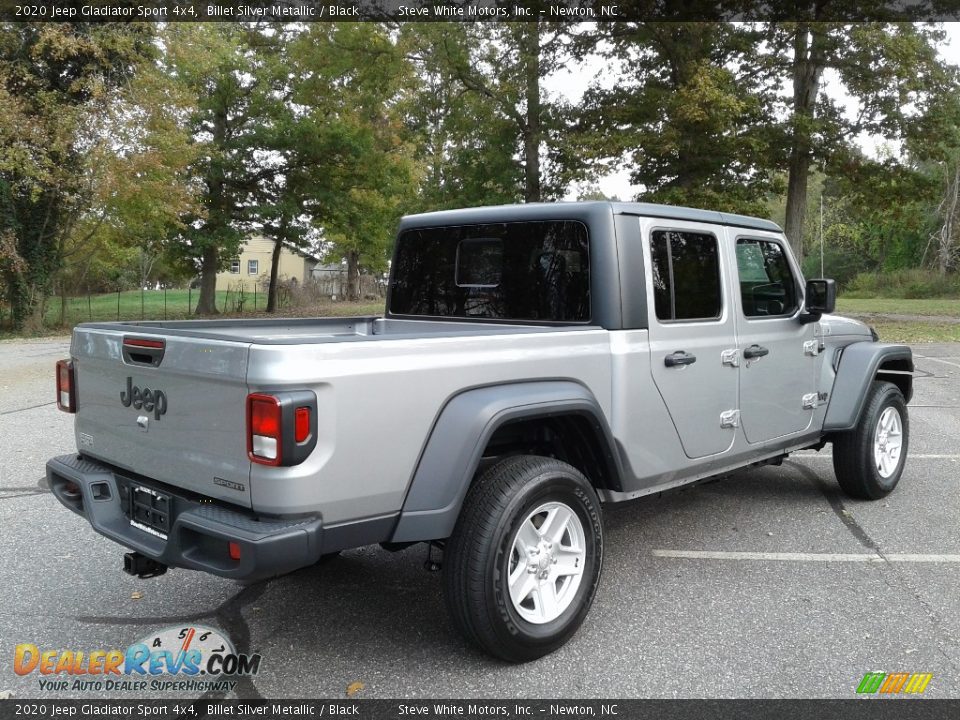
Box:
left=46, top=454, right=324, bottom=581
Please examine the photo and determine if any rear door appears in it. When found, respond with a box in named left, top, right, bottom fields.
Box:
left=72, top=327, right=253, bottom=507
left=641, top=219, right=739, bottom=459
left=730, top=232, right=818, bottom=443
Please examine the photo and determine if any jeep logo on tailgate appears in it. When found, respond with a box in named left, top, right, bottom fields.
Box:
left=120, top=377, right=168, bottom=420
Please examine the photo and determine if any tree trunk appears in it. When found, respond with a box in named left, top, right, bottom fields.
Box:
left=195, top=245, right=220, bottom=315
left=266, top=233, right=284, bottom=313
left=522, top=23, right=541, bottom=203
left=933, top=158, right=960, bottom=276
left=784, top=149, right=810, bottom=262
left=345, top=251, right=360, bottom=301
left=58, top=280, right=67, bottom=326
left=783, top=25, right=826, bottom=259
left=195, top=106, right=229, bottom=315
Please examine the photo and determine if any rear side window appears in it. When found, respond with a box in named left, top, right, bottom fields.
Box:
left=650, top=230, right=722, bottom=322
left=736, top=239, right=799, bottom=317
left=390, top=221, right=590, bottom=322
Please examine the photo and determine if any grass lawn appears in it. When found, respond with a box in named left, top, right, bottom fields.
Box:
left=0, top=291, right=386, bottom=339
left=40, top=290, right=385, bottom=326
left=44, top=289, right=247, bottom=325
left=836, top=297, right=960, bottom=343
left=836, top=297, right=960, bottom=318
left=865, top=319, right=960, bottom=343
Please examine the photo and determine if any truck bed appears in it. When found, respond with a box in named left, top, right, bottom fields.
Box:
left=67, top=315, right=614, bottom=515
left=79, top=316, right=591, bottom=344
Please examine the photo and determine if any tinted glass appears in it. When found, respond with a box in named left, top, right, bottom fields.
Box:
left=390, top=221, right=590, bottom=322
left=456, top=239, right=503, bottom=287
left=736, top=239, right=799, bottom=317
left=650, top=230, right=722, bottom=321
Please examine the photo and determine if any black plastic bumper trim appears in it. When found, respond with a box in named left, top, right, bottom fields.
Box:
left=46, top=454, right=324, bottom=582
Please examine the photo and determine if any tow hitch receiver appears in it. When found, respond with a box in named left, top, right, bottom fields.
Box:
left=123, top=552, right=168, bottom=579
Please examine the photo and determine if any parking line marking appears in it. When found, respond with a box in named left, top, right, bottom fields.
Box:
left=915, top=354, right=960, bottom=370
left=651, top=550, right=960, bottom=563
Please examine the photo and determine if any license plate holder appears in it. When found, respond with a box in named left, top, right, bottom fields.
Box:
left=127, top=483, right=171, bottom=540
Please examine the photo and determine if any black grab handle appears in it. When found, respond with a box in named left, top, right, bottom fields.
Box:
left=664, top=351, right=697, bottom=367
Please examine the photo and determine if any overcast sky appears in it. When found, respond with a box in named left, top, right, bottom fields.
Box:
left=547, top=23, right=960, bottom=201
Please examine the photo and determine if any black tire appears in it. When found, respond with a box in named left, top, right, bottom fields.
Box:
left=443, top=455, right=603, bottom=663
left=833, top=380, right=909, bottom=500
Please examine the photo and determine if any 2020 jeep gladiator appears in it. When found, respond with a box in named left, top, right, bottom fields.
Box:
left=48, top=202, right=912, bottom=662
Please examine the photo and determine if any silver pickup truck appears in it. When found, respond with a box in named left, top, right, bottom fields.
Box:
left=48, top=201, right=912, bottom=662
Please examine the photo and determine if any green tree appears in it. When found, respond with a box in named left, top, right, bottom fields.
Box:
left=769, top=21, right=953, bottom=255
left=159, top=23, right=285, bottom=315
left=578, top=22, right=780, bottom=216
left=290, top=24, right=418, bottom=301
left=903, top=91, right=960, bottom=275
left=58, top=54, right=201, bottom=306
left=0, top=23, right=154, bottom=329
left=403, top=20, right=582, bottom=208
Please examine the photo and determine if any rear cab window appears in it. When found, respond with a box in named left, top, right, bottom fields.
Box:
left=389, top=221, right=591, bottom=322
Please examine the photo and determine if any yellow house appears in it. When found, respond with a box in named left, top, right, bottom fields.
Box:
left=215, top=237, right=320, bottom=292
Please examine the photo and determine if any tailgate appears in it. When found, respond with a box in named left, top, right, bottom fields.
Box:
left=71, top=327, right=253, bottom=508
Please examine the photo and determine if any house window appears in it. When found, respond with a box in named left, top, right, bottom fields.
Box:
left=229, top=259, right=240, bottom=274
left=248, top=259, right=259, bottom=275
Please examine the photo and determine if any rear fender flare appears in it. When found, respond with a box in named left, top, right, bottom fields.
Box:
left=389, top=381, right=621, bottom=543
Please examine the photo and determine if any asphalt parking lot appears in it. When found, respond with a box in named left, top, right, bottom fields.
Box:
left=1, top=337, right=958, bottom=699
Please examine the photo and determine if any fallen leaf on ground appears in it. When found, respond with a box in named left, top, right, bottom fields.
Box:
left=346, top=681, right=364, bottom=697
left=0, top=691, right=13, bottom=699
left=131, top=591, right=144, bottom=600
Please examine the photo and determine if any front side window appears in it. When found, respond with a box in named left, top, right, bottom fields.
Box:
left=736, top=239, right=799, bottom=317
left=390, top=221, right=590, bottom=322
left=650, top=230, right=722, bottom=322
left=248, top=259, right=259, bottom=275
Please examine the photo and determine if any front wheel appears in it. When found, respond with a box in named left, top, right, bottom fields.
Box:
left=443, top=455, right=603, bottom=662
left=833, top=380, right=909, bottom=500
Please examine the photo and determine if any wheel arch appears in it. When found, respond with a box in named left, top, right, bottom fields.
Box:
left=389, top=381, right=623, bottom=544
left=823, top=342, right=913, bottom=433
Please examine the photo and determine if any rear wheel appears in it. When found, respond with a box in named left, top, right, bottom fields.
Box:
left=443, top=455, right=603, bottom=662
left=833, top=381, right=909, bottom=500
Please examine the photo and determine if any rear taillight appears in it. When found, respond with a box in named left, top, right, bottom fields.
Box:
left=246, top=391, right=318, bottom=467
left=248, top=394, right=282, bottom=465
left=56, top=360, right=76, bottom=413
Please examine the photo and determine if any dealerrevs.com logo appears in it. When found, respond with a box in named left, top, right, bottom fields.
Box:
left=14, top=625, right=260, bottom=693
left=857, top=672, right=933, bottom=695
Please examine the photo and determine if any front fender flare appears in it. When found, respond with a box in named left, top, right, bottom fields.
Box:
left=389, top=381, right=620, bottom=543
left=823, top=342, right=913, bottom=432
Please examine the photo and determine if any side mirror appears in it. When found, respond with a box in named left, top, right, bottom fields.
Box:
left=800, top=278, right=836, bottom=323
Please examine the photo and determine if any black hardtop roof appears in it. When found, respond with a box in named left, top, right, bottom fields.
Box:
left=399, top=201, right=783, bottom=234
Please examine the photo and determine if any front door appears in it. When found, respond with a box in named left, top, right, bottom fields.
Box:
left=730, top=232, right=817, bottom=443
left=643, top=219, right=739, bottom=459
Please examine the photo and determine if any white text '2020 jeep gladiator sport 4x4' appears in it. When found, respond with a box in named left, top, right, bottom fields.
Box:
left=48, top=202, right=912, bottom=662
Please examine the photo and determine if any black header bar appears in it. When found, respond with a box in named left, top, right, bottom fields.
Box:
left=1, top=0, right=959, bottom=22
left=2, top=699, right=960, bottom=720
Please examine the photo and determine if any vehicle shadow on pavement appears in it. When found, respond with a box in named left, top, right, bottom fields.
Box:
left=244, top=464, right=837, bottom=665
